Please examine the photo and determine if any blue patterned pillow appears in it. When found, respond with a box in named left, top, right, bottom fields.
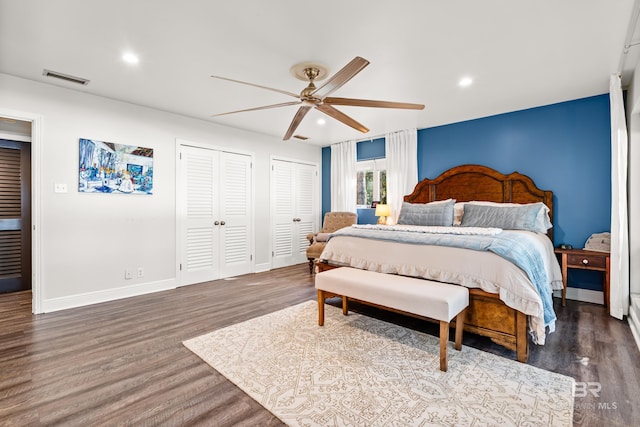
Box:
left=460, top=203, right=545, bottom=232
left=396, top=200, right=455, bottom=226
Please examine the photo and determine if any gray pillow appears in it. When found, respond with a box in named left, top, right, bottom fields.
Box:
left=460, top=203, right=545, bottom=232
left=396, top=200, right=455, bottom=226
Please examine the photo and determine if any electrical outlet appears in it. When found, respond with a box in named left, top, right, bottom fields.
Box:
left=137, top=267, right=144, bottom=278
left=125, top=269, right=133, bottom=280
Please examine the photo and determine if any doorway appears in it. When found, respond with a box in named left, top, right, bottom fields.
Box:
left=0, top=138, right=31, bottom=293
left=0, top=112, right=40, bottom=313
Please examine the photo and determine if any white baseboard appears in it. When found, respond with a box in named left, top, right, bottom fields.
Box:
left=629, top=295, right=640, bottom=353
left=553, top=287, right=604, bottom=305
left=41, top=278, right=177, bottom=313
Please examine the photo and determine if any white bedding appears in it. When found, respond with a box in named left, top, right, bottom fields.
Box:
left=318, top=228, right=563, bottom=344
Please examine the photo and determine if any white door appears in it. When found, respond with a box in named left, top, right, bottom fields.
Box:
left=219, top=151, right=253, bottom=278
left=178, top=145, right=253, bottom=285
left=294, top=163, right=317, bottom=263
left=271, top=159, right=318, bottom=268
left=179, top=145, right=220, bottom=285
left=271, top=160, right=295, bottom=268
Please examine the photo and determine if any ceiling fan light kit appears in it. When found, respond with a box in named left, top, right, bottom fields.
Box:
left=211, top=56, right=425, bottom=141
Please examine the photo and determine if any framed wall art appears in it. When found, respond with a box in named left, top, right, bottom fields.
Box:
left=78, top=138, right=153, bottom=194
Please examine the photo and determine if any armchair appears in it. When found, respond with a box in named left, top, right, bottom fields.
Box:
left=306, top=211, right=357, bottom=273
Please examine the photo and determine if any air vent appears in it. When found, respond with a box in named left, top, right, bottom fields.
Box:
left=42, top=69, right=90, bottom=86
left=293, top=135, right=309, bottom=140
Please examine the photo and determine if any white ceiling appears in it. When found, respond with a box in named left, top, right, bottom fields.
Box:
left=1, top=0, right=638, bottom=146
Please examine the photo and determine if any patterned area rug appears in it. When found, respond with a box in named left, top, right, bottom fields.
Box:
left=184, top=301, right=574, bottom=426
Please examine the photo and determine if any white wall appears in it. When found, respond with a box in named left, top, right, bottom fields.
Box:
left=0, top=73, right=321, bottom=312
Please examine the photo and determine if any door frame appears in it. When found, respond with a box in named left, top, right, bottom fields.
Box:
left=175, top=138, right=255, bottom=285
left=0, top=108, right=42, bottom=313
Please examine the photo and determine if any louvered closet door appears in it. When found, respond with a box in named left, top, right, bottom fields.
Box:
left=180, top=145, right=220, bottom=285
left=271, top=159, right=318, bottom=268
left=293, top=163, right=317, bottom=263
left=271, top=160, right=295, bottom=269
left=0, top=140, right=31, bottom=293
left=218, top=151, right=252, bottom=278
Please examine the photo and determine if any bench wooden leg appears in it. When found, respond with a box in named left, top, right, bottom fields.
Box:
left=342, top=296, right=348, bottom=315
left=317, top=290, right=325, bottom=326
left=439, top=321, right=448, bottom=372
left=454, top=309, right=465, bottom=351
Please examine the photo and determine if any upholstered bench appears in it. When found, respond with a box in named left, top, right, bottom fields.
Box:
left=315, top=267, right=469, bottom=372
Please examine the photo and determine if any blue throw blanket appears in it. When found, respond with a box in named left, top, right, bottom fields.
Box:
left=329, top=227, right=556, bottom=328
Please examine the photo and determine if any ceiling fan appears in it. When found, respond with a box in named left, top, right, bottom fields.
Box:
left=211, top=56, right=425, bottom=140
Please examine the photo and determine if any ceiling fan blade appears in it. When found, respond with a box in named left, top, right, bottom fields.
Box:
left=211, top=75, right=300, bottom=99
left=316, top=104, right=369, bottom=133
left=324, top=97, right=425, bottom=110
left=211, top=101, right=301, bottom=117
left=311, top=57, right=369, bottom=99
left=283, top=106, right=312, bottom=140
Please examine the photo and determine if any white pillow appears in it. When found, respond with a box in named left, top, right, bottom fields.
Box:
left=315, top=233, right=331, bottom=242
left=453, top=202, right=465, bottom=225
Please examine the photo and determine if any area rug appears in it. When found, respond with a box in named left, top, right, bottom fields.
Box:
left=184, top=301, right=574, bottom=426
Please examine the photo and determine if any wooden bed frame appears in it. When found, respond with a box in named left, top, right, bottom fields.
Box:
left=316, top=164, right=554, bottom=363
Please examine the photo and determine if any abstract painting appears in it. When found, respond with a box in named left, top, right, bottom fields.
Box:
left=78, top=138, right=153, bottom=194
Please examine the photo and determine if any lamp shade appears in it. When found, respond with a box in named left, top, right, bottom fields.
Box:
left=374, top=204, right=391, bottom=217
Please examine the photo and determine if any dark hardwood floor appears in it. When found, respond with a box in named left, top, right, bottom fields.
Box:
left=0, top=264, right=638, bottom=426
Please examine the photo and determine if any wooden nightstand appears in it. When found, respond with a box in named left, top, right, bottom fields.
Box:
left=554, top=248, right=610, bottom=311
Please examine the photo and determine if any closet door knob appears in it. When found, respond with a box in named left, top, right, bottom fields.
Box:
left=220, top=221, right=226, bottom=226
left=214, top=221, right=220, bottom=225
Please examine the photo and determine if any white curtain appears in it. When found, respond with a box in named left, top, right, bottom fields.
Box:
left=609, top=74, right=630, bottom=319
left=330, top=140, right=357, bottom=212
left=385, top=129, right=418, bottom=224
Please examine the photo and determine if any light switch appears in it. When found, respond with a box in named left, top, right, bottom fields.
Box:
left=54, top=183, right=67, bottom=193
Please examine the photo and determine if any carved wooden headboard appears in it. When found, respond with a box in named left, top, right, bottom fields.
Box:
left=404, top=164, right=554, bottom=240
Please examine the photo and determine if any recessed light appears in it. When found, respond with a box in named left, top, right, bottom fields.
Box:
left=122, top=52, right=139, bottom=64
left=317, top=118, right=326, bottom=125
left=458, top=77, right=473, bottom=87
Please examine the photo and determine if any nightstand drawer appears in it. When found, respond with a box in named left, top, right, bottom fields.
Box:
left=567, top=253, right=606, bottom=269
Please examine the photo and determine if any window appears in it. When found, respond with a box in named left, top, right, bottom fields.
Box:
left=356, top=159, right=386, bottom=207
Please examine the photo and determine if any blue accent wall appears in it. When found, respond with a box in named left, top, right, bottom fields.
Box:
left=417, top=94, right=611, bottom=249
left=322, top=147, right=331, bottom=218
left=357, top=137, right=385, bottom=160
left=321, top=147, right=331, bottom=216
left=322, top=94, right=611, bottom=290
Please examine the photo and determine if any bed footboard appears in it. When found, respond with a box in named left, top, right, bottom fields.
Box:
left=465, top=288, right=528, bottom=362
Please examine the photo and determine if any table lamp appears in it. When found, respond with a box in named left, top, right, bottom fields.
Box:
left=374, top=204, right=391, bottom=225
